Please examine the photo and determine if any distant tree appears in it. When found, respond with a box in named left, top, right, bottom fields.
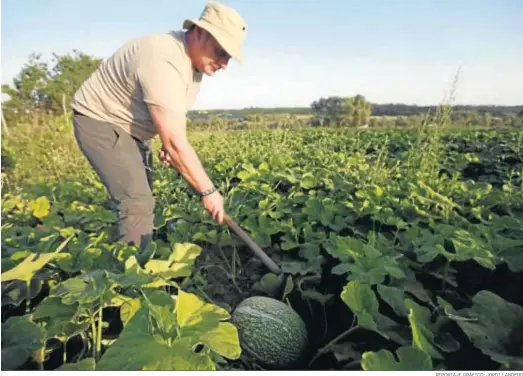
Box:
left=1, top=50, right=102, bottom=124
left=310, top=94, right=371, bottom=127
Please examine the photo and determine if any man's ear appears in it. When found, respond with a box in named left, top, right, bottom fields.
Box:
left=196, top=26, right=212, bottom=43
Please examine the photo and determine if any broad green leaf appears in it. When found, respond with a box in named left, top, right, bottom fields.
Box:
left=450, top=228, right=496, bottom=269
left=281, top=235, right=300, bottom=250
left=327, top=235, right=403, bottom=284
left=149, top=304, right=178, bottom=338
left=106, top=292, right=134, bottom=308
left=57, top=358, right=96, bottom=371
left=97, top=331, right=172, bottom=370
left=33, top=296, right=78, bottom=320
left=303, top=197, right=335, bottom=226
left=451, top=290, right=523, bottom=368
left=280, top=261, right=317, bottom=276
left=30, top=196, right=50, bottom=218
left=199, top=322, right=241, bottom=359
left=120, top=298, right=142, bottom=327
left=160, top=339, right=216, bottom=370
left=300, top=172, right=318, bottom=189
left=110, top=256, right=165, bottom=288
left=54, top=269, right=110, bottom=305
left=377, top=285, right=408, bottom=317
left=405, top=299, right=443, bottom=360
left=331, top=262, right=351, bottom=275
left=411, top=229, right=450, bottom=263
left=143, top=289, right=175, bottom=306
left=361, top=346, right=433, bottom=371
left=503, top=250, right=523, bottom=272
left=2, top=278, right=45, bottom=307
left=375, top=313, right=412, bottom=345
left=176, top=290, right=230, bottom=330
left=398, top=272, right=432, bottom=303
left=299, top=243, right=322, bottom=261
left=1, top=252, right=58, bottom=282
left=1, top=315, right=46, bottom=370
left=47, top=321, right=90, bottom=341
left=97, top=306, right=163, bottom=370
left=341, top=281, right=379, bottom=330
left=282, top=275, right=295, bottom=300
left=135, top=241, right=157, bottom=267
left=1, top=233, right=73, bottom=282
left=193, top=230, right=219, bottom=244
left=144, top=259, right=191, bottom=279
left=252, top=272, right=283, bottom=298
left=99, top=304, right=217, bottom=370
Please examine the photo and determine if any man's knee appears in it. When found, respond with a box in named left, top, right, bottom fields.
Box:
left=119, top=194, right=155, bottom=215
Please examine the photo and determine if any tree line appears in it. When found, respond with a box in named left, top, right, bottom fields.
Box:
left=2, top=50, right=522, bottom=128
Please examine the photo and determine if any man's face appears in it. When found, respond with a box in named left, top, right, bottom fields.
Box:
left=189, top=28, right=231, bottom=76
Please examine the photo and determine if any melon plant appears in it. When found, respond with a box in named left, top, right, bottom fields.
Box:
left=231, top=296, right=309, bottom=369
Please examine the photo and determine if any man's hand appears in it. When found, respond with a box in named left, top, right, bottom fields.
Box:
left=158, top=146, right=174, bottom=167
left=147, top=104, right=224, bottom=224
left=202, top=191, right=225, bottom=224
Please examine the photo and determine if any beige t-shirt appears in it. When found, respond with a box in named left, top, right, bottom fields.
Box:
left=71, top=30, right=202, bottom=141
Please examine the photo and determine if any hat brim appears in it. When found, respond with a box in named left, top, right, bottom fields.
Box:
left=183, top=18, right=244, bottom=63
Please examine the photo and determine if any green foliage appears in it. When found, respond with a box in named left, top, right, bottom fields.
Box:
left=310, top=94, right=372, bottom=127
left=1, top=113, right=522, bottom=371
left=96, top=290, right=240, bottom=370
left=361, top=346, right=433, bottom=370
left=1, top=50, right=101, bottom=124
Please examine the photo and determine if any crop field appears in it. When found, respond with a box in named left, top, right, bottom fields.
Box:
left=1, top=121, right=523, bottom=371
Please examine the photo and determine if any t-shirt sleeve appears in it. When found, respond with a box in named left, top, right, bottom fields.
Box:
left=135, top=52, right=187, bottom=115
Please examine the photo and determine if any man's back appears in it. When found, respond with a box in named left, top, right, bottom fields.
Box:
left=72, top=30, right=202, bottom=141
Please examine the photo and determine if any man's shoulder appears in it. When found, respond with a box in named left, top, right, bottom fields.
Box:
left=130, top=30, right=192, bottom=73
left=136, top=30, right=187, bottom=58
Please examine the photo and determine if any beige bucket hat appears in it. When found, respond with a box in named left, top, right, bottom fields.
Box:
left=183, top=2, right=247, bottom=63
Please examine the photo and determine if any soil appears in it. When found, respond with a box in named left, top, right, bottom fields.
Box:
left=191, top=243, right=275, bottom=311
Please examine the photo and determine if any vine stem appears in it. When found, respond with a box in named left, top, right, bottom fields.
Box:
left=96, top=300, right=103, bottom=361
left=90, top=315, right=97, bottom=359
left=63, top=341, right=67, bottom=364
left=308, top=325, right=360, bottom=367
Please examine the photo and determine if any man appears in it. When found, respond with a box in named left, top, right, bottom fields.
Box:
left=71, top=2, right=247, bottom=249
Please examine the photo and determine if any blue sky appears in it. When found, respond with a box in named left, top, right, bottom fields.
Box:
left=2, top=0, right=522, bottom=109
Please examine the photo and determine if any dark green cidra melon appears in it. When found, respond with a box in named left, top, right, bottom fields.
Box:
left=231, top=296, right=309, bottom=369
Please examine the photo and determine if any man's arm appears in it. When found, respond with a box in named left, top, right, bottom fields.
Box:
left=135, top=50, right=224, bottom=223
left=135, top=50, right=214, bottom=193
left=148, top=103, right=214, bottom=194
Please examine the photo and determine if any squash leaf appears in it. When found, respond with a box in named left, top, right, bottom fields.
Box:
left=341, top=281, right=379, bottom=330
left=405, top=299, right=443, bottom=360
left=1, top=233, right=73, bottom=282
left=1, top=315, right=46, bottom=370
left=176, top=289, right=230, bottom=331
left=57, top=358, right=96, bottom=371
left=451, top=290, right=523, bottom=369
left=199, top=322, right=241, bottom=359
left=30, top=196, right=50, bottom=219
left=361, top=346, right=433, bottom=370
left=54, top=269, right=110, bottom=305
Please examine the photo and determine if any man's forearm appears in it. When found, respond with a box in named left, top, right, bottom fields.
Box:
left=164, top=139, right=214, bottom=193
left=147, top=104, right=215, bottom=194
